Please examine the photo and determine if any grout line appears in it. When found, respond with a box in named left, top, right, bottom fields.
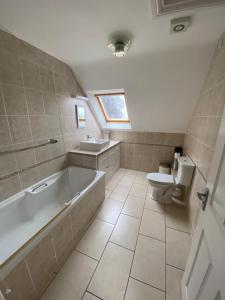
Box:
left=122, top=176, right=145, bottom=300
left=74, top=249, right=99, bottom=262
left=108, top=241, right=135, bottom=252
left=166, top=225, right=191, bottom=235
left=166, top=263, right=185, bottom=272
left=138, top=233, right=166, bottom=244
left=129, top=276, right=166, bottom=293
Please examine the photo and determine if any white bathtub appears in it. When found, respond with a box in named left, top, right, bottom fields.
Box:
left=0, top=166, right=104, bottom=271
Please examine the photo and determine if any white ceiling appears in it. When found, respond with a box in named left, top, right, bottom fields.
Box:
left=1, top=0, right=225, bottom=132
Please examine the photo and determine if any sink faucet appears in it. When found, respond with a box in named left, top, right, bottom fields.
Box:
left=87, top=134, right=92, bottom=140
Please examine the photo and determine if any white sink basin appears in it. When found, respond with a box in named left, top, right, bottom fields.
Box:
left=80, top=138, right=110, bottom=152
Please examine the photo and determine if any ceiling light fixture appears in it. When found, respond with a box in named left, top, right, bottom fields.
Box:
left=108, top=38, right=131, bottom=58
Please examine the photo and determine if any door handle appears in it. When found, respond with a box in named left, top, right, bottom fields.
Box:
left=197, top=188, right=209, bottom=211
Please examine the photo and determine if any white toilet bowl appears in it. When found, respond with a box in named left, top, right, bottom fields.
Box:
left=146, top=173, right=175, bottom=203
left=147, top=156, right=195, bottom=204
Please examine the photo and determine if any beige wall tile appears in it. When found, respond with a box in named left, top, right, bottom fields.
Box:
left=21, top=60, right=42, bottom=90
left=1, top=261, right=36, bottom=300
left=0, top=28, right=102, bottom=202
left=20, top=167, right=39, bottom=189
left=0, top=174, right=21, bottom=202
left=184, top=35, right=225, bottom=230
left=8, top=116, right=32, bottom=143
left=26, top=88, right=45, bottom=114
left=2, top=84, right=27, bottom=115
left=52, top=214, right=73, bottom=270
left=26, top=234, right=57, bottom=297
left=0, top=116, right=11, bottom=145
left=0, top=153, right=17, bottom=178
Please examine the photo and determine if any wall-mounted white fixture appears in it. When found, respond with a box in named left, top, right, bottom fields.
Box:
left=108, top=38, right=131, bottom=58
left=170, top=16, right=191, bottom=33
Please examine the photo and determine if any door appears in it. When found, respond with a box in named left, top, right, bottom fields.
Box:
left=182, top=108, right=225, bottom=300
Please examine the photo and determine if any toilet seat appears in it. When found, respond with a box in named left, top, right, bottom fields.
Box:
left=147, top=173, right=174, bottom=185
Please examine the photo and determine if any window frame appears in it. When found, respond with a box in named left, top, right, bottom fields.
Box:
left=95, top=92, right=130, bottom=123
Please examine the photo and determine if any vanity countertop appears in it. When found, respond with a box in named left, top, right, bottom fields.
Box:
left=69, top=140, right=120, bottom=156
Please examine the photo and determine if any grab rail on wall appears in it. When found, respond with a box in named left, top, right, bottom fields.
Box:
left=0, top=139, right=58, bottom=155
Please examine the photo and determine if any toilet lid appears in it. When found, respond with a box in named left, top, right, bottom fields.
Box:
left=147, top=173, right=174, bottom=185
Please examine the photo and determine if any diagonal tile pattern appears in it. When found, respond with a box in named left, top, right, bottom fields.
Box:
left=41, top=168, right=192, bottom=300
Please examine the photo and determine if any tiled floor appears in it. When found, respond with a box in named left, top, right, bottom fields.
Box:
left=41, top=168, right=192, bottom=300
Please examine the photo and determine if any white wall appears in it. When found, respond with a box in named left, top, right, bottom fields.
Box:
left=75, top=43, right=212, bottom=132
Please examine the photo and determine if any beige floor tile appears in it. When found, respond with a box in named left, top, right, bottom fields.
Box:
left=131, top=235, right=165, bottom=290
left=122, top=196, right=145, bottom=219
left=129, top=183, right=147, bottom=198
left=41, top=251, right=97, bottom=300
left=105, top=189, right=112, bottom=199
left=88, top=242, right=133, bottom=300
left=76, top=220, right=114, bottom=260
left=125, top=278, right=165, bottom=300
left=166, top=228, right=191, bottom=270
left=110, top=214, right=140, bottom=250
left=165, top=206, right=190, bottom=233
left=119, top=176, right=135, bottom=188
left=145, top=194, right=165, bottom=214
left=134, top=172, right=149, bottom=187
left=113, top=184, right=130, bottom=198
left=97, top=198, right=124, bottom=224
left=106, top=176, right=120, bottom=191
left=166, top=265, right=183, bottom=300
left=109, top=190, right=128, bottom=203
left=139, top=209, right=165, bottom=241
left=82, top=292, right=100, bottom=300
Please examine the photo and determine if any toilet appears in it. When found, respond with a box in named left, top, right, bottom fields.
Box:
left=146, top=156, right=195, bottom=203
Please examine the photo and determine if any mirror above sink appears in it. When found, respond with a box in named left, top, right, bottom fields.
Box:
left=80, top=138, right=110, bottom=152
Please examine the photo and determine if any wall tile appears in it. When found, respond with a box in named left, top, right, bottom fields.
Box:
left=0, top=153, right=17, bottom=178
left=0, top=174, right=21, bottom=202
left=26, top=234, right=57, bottom=298
left=184, top=32, right=225, bottom=230
left=1, top=261, right=36, bottom=300
left=26, top=88, right=45, bottom=114
left=21, top=60, right=42, bottom=90
left=2, top=84, right=27, bottom=115
left=0, top=116, right=11, bottom=145
left=0, top=28, right=102, bottom=203
left=8, top=116, right=32, bottom=143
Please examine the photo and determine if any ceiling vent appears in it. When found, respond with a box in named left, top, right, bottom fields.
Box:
left=153, top=0, right=225, bottom=16
left=170, top=16, right=191, bottom=33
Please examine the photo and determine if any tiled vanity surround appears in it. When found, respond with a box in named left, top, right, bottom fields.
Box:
left=110, top=131, right=184, bottom=172
left=69, top=141, right=120, bottom=182
left=0, top=176, right=105, bottom=300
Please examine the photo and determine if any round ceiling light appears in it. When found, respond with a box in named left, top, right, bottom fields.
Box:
left=108, top=38, right=131, bottom=58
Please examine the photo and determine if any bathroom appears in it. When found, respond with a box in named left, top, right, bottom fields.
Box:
left=0, top=1, right=225, bottom=299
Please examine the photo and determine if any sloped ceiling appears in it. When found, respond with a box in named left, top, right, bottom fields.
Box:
left=1, top=0, right=225, bottom=132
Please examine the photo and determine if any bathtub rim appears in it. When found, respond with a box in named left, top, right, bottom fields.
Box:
left=0, top=166, right=105, bottom=280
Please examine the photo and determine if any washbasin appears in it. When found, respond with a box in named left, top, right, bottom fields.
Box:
left=80, top=138, right=110, bottom=152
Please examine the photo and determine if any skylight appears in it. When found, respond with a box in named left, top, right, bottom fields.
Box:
left=95, top=93, right=130, bottom=123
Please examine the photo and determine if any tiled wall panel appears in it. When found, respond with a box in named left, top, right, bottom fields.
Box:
left=110, top=131, right=184, bottom=172
left=0, top=29, right=102, bottom=202
left=184, top=32, right=225, bottom=230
